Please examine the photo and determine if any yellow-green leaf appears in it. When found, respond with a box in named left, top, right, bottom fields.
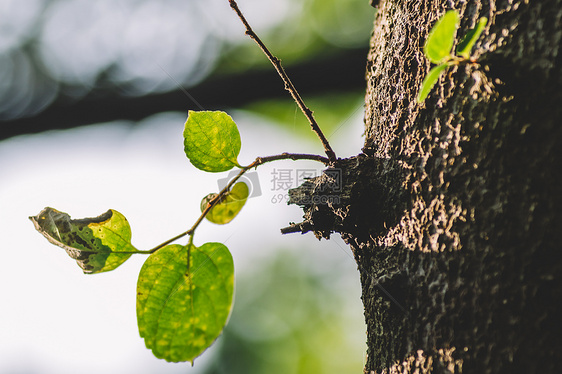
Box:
left=137, top=243, right=234, bottom=363
left=417, top=63, right=449, bottom=103
left=424, top=10, right=460, bottom=64
left=30, top=207, right=138, bottom=274
left=201, top=182, right=249, bottom=225
left=456, top=17, right=488, bottom=59
left=183, top=110, right=242, bottom=172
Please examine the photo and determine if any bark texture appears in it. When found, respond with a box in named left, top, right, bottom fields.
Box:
left=287, top=0, right=562, bottom=372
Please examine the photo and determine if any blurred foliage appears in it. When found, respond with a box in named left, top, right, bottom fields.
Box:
left=204, top=251, right=365, bottom=374
left=220, top=0, right=374, bottom=71
left=244, top=92, right=365, bottom=142
left=0, top=0, right=374, bottom=122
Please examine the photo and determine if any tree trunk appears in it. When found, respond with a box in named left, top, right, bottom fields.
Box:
left=286, top=0, right=562, bottom=372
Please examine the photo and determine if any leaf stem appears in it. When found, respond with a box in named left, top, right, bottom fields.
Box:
left=251, top=152, right=330, bottom=166
left=227, top=0, right=337, bottom=164
left=146, top=152, right=329, bottom=253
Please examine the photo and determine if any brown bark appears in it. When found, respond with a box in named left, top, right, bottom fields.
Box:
left=287, top=0, right=562, bottom=372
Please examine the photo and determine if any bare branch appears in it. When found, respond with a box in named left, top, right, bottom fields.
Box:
left=227, top=0, right=337, bottom=164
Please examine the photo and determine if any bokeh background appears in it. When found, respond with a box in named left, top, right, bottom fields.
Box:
left=0, top=0, right=375, bottom=372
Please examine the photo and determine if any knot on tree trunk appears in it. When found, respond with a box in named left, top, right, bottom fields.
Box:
left=281, top=154, right=407, bottom=243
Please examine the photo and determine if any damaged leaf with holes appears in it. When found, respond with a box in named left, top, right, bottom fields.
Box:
left=136, top=242, right=234, bottom=363
left=30, top=207, right=138, bottom=274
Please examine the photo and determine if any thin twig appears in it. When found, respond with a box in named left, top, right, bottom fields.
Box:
left=147, top=153, right=329, bottom=253
left=254, top=152, right=330, bottom=165
left=227, top=0, right=337, bottom=164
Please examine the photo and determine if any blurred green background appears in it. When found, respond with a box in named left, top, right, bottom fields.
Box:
left=0, top=0, right=374, bottom=372
left=206, top=248, right=367, bottom=374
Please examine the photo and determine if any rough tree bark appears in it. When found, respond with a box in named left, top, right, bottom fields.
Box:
left=286, top=0, right=561, bottom=372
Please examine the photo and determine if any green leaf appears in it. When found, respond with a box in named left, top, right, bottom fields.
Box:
left=417, top=63, right=450, bottom=103
left=456, top=17, right=488, bottom=59
left=201, top=182, right=249, bottom=225
left=424, top=10, right=460, bottom=64
left=137, top=242, right=234, bottom=363
left=30, top=207, right=137, bottom=274
left=183, top=110, right=242, bottom=172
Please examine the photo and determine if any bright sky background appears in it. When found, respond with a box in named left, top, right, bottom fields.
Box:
left=0, top=108, right=366, bottom=373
